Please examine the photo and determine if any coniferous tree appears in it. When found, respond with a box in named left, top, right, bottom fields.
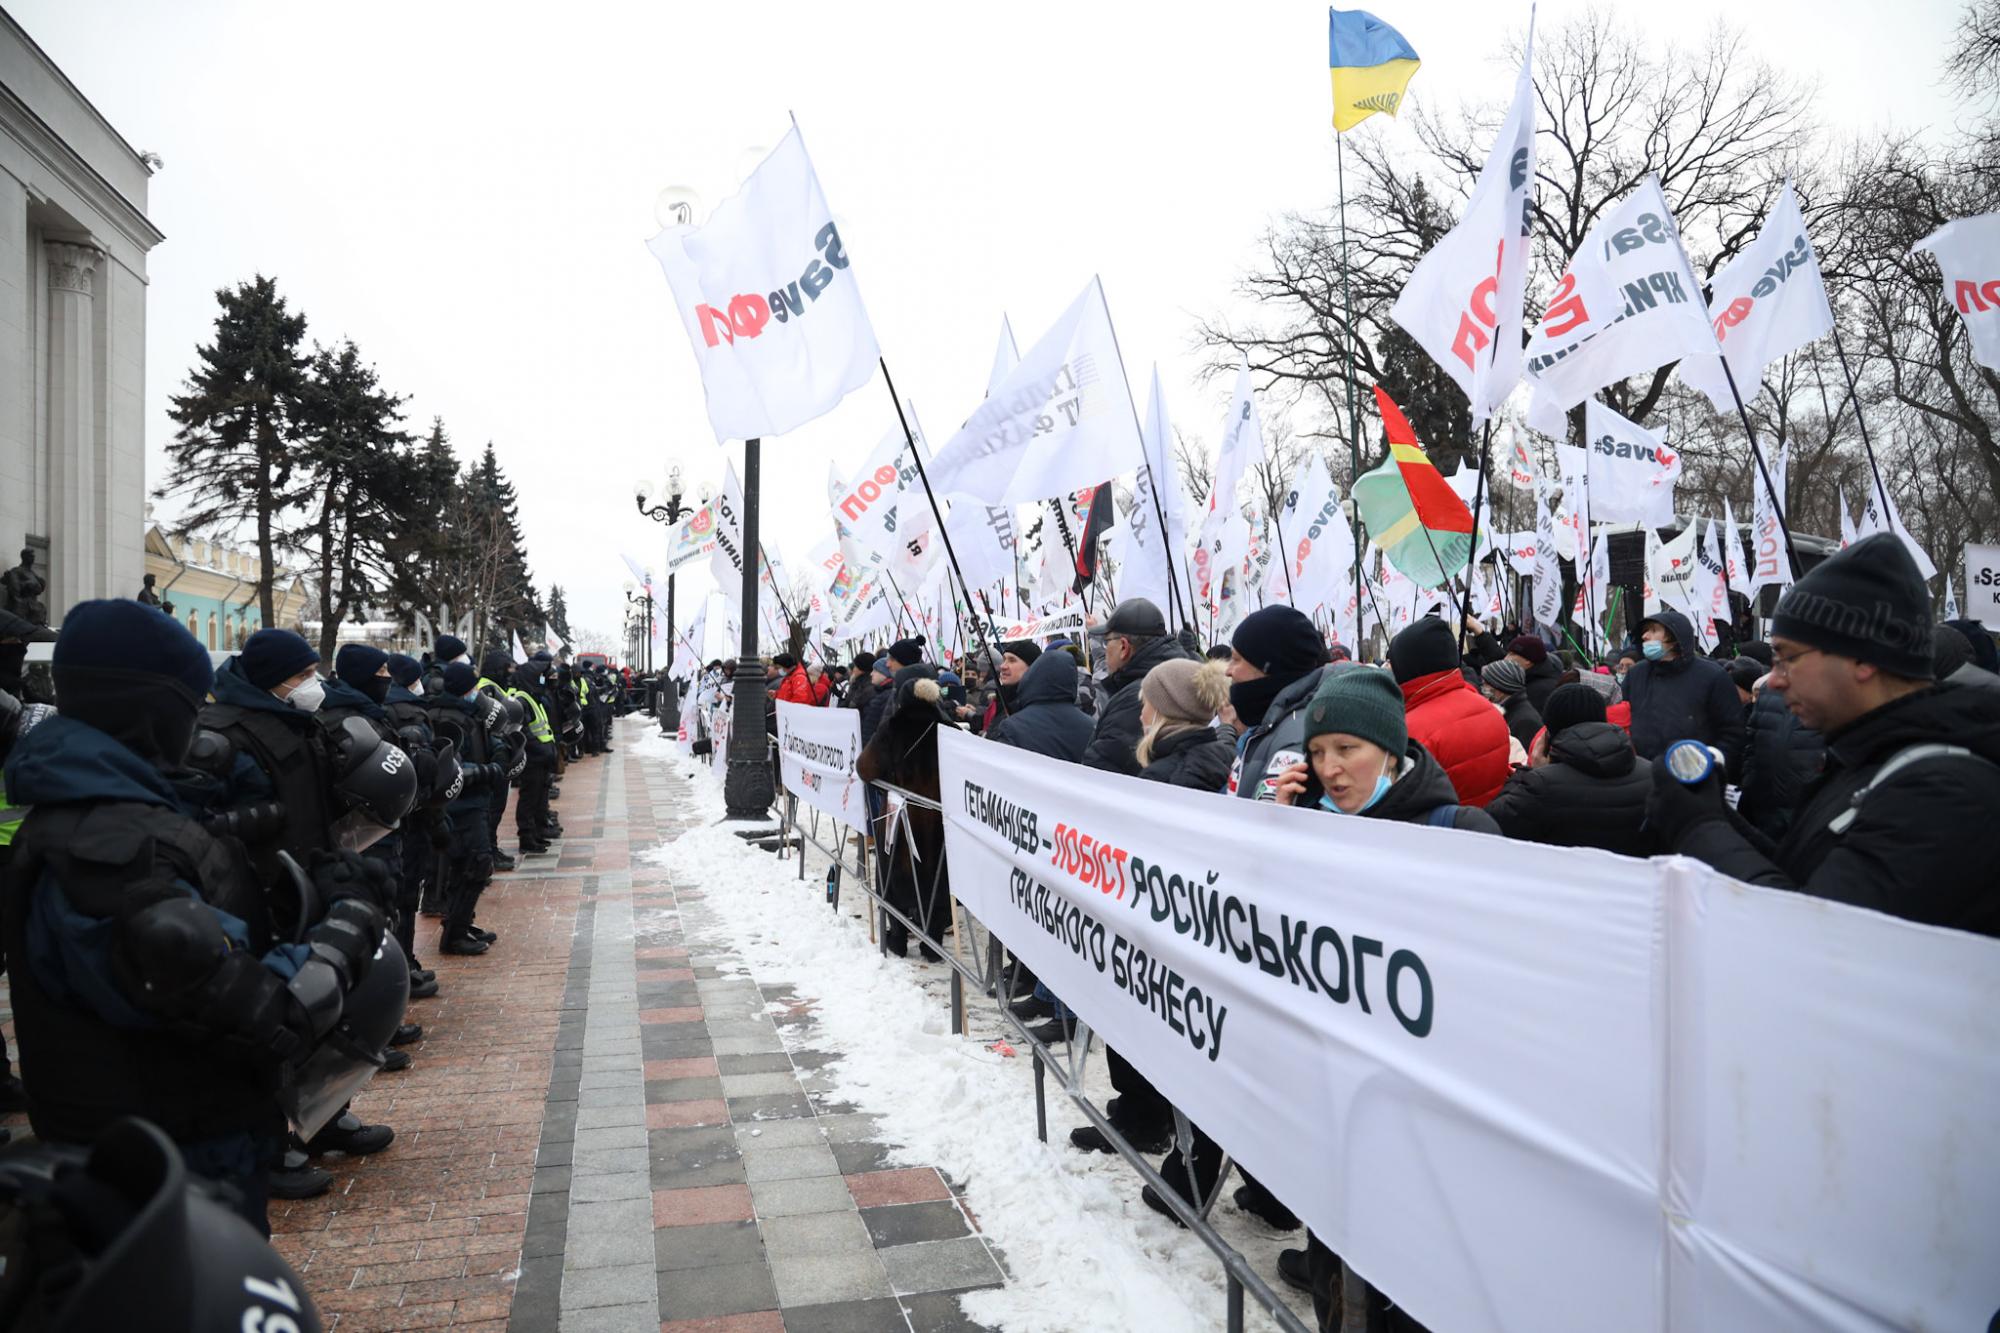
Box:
left=462, top=444, right=541, bottom=648
left=383, top=417, right=472, bottom=637
left=291, top=340, right=413, bottom=660
left=159, top=275, right=309, bottom=624
left=547, top=586, right=571, bottom=643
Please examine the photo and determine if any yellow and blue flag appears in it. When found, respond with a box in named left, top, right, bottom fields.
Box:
left=1329, top=8, right=1420, bottom=132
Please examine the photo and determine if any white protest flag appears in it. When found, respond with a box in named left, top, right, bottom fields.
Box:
left=1269, top=452, right=1342, bottom=611
left=547, top=624, right=566, bottom=655
left=510, top=630, right=528, bottom=665
left=1524, top=176, right=1717, bottom=434
left=1698, top=516, right=1732, bottom=629
left=667, top=502, right=721, bottom=571
left=1570, top=535, right=1606, bottom=639
left=1389, top=13, right=1536, bottom=423
left=1651, top=524, right=1703, bottom=619
left=1747, top=441, right=1793, bottom=598
left=1504, top=530, right=1542, bottom=577
left=712, top=460, right=750, bottom=612
left=674, top=600, right=707, bottom=678
left=834, top=418, right=939, bottom=584
left=987, top=315, right=1020, bottom=393
left=1678, top=181, right=1834, bottom=408
left=927, top=277, right=1142, bottom=505
left=1443, top=463, right=1499, bottom=565
left=1943, top=575, right=1961, bottom=622
left=1838, top=489, right=1856, bottom=550
left=620, top=551, right=653, bottom=589
left=1853, top=481, right=1939, bottom=580
left=1552, top=446, right=1591, bottom=570
left=1642, top=529, right=1664, bottom=614
left=1721, top=496, right=1749, bottom=596
left=1579, top=400, right=1681, bottom=525
left=1504, top=426, right=1537, bottom=491
left=1116, top=366, right=1192, bottom=618
left=1911, top=211, right=2000, bottom=372
left=1532, top=479, right=1564, bottom=629
left=646, top=127, right=878, bottom=443
left=1193, top=364, right=1266, bottom=618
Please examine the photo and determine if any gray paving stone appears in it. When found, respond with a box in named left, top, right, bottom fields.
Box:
left=709, top=1034, right=788, bottom=1055
left=770, top=1250, right=894, bottom=1307
left=556, top=1300, right=658, bottom=1332
left=653, top=1219, right=765, bottom=1273
left=655, top=1260, right=781, bottom=1321
left=742, top=1142, right=841, bottom=1183
left=830, top=1139, right=896, bottom=1175
left=715, top=1051, right=795, bottom=1075
left=782, top=1296, right=913, bottom=1332
left=568, top=1145, right=650, bottom=1177
left=644, top=1074, right=726, bottom=1102
left=759, top=1209, right=874, bottom=1258
left=861, top=1200, right=971, bottom=1248
left=902, top=1288, right=1003, bottom=1333
left=574, top=1103, right=648, bottom=1130
left=733, top=1119, right=825, bottom=1151
left=567, top=1170, right=652, bottom=1204
left=565, top=1196, right=653, bottom=1237
left=727, top=1091, right=815, bottom=1121
left=577, top=1084, right=642, bottom=1108
left=571, top=1124, right=649, bottom=1153
left=878, top=1237, right=1005, bottom=1296
left=562, top=1227, right=655, bottom=1271
left=561, top=1260, right=658, bottom=1308
left=816, top=1113, right=885, bottom=1144
left=751, top=1173, right=856, bottom=1218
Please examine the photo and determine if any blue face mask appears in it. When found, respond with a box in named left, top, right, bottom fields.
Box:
left=1642, top=640, right=1666, bottom=661
left=1317, top=772, right=1393, bottom=815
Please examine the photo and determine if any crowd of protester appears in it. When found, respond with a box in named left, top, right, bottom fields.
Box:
left=738, top=531, right=2000, bottom=1331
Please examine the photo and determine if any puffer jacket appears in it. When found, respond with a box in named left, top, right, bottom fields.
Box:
left=1498, top=692, right=1543, bottom=750
left=1399, top=668, right=1510, bottom=807
left=1487, top=721, right=1653, bottom=856
left=1620, top=607, right=1745, bottom=767
left=985, top=651, right=1093, bottom=762
left=1138, top=725, right=1236, bottom=792
left=1734, top=689, right=1823, bottom=840
left=774, top=664, right=832, bottom=707
left=1081, top=634, right=1197, bottom=776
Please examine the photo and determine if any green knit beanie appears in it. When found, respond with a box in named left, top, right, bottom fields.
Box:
left=1302, top=665, right=1408, bottom=757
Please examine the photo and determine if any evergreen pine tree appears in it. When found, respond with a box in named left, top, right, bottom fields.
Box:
left=462, top=444, right=540, bottom=648
left=291, top=340, right=413, bottom=661
left=159, top=275, right=309, bottom=625
left=547, top=586, right=571, bottom=643
left=383, top=417, right=474, bottom=637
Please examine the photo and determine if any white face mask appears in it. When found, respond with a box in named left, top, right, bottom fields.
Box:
left=284, top=677, right=326, bottom=713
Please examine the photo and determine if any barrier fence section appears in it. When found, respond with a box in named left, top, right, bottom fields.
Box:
left=776, top=776, right=1315, bottom=1333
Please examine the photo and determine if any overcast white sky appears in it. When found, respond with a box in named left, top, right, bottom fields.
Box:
left=11, top=0, right=1965, bottom=654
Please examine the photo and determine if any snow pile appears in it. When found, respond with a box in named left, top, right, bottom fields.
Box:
left=641, top=748, right=1308, bottom=1332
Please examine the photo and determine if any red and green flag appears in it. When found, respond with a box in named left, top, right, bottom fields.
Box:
left=1352, top=385, right=1476, bottom=588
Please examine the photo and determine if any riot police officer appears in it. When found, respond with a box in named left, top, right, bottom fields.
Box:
left=505, top=659, right=558, bottom=852
left=424, top=662, right=508, bottom=954
left=384, top=654, right=447, bottom=991
left=1, top=602, right=402, bottom=1234
left=476, top=650, right=519, bottom=870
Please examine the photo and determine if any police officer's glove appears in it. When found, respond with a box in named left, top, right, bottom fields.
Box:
left=1645, top=758, right=1729, bottom=852
left=306, top=896, right=385, bottom=990
left=411, top=747, right=439, bottom=796
left=308, top=849, right=393, bottom=915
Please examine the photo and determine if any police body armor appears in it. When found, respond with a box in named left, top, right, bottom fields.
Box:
left=191, top=704, right=334, bottom=882
left=1, top=804, right=285, bottom=1145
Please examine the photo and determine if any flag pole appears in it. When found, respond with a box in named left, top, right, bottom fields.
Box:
left=1457, top=421, right=1494, bottom=654
left=1098, top=281, right=1192, bottom=635
left=1270, top=508, right=1299, bottom=605
left=1336, top=130, right=1368, bottom=644
left=1826, top=320, right=1896, bottom=533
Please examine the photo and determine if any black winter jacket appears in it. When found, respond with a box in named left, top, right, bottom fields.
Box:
left=985, top=651, right=1092, bottom=763
left=1499, top=693, right=1543, bottom=750
left=1229, top=667, right=1327, bottom=800
left=1620, top=608, right=1745, bottom=767
left=1081, top=635, right=1196, bottom=776
left=1138, top=725, right=1236, bottom=792
left=1674, top=683, right=2000, bottom=937
left=1488, top=722, right=1653, bottom=856
left=858, top=674, right=894, bottom=743
left=1734, top=690, right=1823, bottom=840
left=1521, top=655, right=1565, bottom=715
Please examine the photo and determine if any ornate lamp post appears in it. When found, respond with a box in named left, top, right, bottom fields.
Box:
left=634, top=464, right=697, bottom=668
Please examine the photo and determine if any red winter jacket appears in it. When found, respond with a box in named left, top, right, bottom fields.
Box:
left=774, top=665, right=832, bottom=706
left=1399, top=669, right=1511, bottom=808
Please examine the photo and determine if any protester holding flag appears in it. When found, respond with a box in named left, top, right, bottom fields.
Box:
left=1388, top=616, right=1510, bottom=807
left=1620, top=608, right=1744, bottom=768
left=1651, top=535, right=2000, bottom=937
left=1488, top=684, right=1654, bottom=857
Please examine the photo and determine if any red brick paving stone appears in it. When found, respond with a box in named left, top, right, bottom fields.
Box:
left=645, top=1056, right=720, bottom=1080
left=647, top=1099, right=731, bottom=1129
left=843, top=1167, right=952, bottom=1208
left=659, top=1313, right=787, bottom=1332
left=639, top=1006, right=704, bottom=1024
left=653, top=1183, right=756, bottom=1228
left=268, top=758, right=608, bottom=1328
left=636, top=946, right=690, bottom=961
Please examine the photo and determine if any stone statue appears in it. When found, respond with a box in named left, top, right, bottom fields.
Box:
left=0, top=549, right=48, bottom=627
left=138, top=572, right=162, bottom=607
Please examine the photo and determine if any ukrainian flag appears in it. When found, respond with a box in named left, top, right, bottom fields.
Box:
left=1330, top=8, right=1420, bottom=132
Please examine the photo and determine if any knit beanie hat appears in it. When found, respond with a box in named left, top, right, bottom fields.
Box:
left=1734, top=640, right=1774, bottom=668
left=1771, top=533, right=1933, bottom=679
left=1388, top=616, right=1461, bottom=684
left=443, top=662, right=479, bottom=696
left=1945, top=619, right=1999, bottom=674
left=1506, top=634, right=1549, bottom=665
left=1541, top=682, right=1607, bottom=736
left=434, top=634, right=469, bottom=663
left=386, top=653, right=423, bottom=686
left=1480, top=659, right=1527, bottom=697
left=54, top=599, right=214, bottom=703
left=1141, top=659, right=1228, bottom=726
left=239, top=628, right=320, bottom=690
left=334, top=643, right=391, bottom=689
left=1302, top=666, right=1408, bottom=756
left=885, top=635, right=927, bottom=669
left=1231, top=606, right=1325, bottom=679
left=1001, top=640, right=1042, bottom=667
left=1727, top=657, right=1767, bottom=693
left=1932, top=625, right=1973, bottom=679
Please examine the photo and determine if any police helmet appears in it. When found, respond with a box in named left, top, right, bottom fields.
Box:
left=325, top=716, right=417, bottom=851
left=500, top=696, right=525, bottom=735
left=279, top=934, right=410, bottom=1140
left=475, top=693, right=506, bottom=732
left=0, top=1117, right=324, bottom=1332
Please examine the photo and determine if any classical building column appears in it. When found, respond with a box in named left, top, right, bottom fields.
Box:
left=44, top=240, right=101, bottom=621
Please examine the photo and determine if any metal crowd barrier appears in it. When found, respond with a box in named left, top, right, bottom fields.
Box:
left=775, top=779, right=1318, bottom=1333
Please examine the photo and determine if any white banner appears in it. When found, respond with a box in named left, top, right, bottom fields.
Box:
left=1115, top=366, right=1192, bottom=621
left=1966, top=542, right=2000, bottom=625
left=934, top=728, right=2000, bottom=1333
left=1388, top=15, right=1536, bottom=424
left=1911, top=210, right=2000, bottom=372
left=1852, top=480, right=1939, bottom=581
left=775, top=700, right=865, bottom=832
left=1577, top=400, right=1681, bottom=526
left=1194, top=364, right=1265, bottom=619
left=1747, top=441, right=1793, bottom=599
left=991, top=607, right=1086, bottom=643
left=646, top=127, right=879, bottom=444
left=1269, top=452, right=1347, bottom=613
left=1651, top=524, right=1703, bottom=619
left=927, top=277, right=1143, bottom=505
left=1524, top=176, right=1717, bottom=434
left=1679, top=181, right=1834, bottom=409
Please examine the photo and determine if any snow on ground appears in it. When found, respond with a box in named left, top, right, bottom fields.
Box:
left=627, top=724, right=1313, bottom=1332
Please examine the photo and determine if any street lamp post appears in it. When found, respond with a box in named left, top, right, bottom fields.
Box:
left=634, top=464, right=696, bottom=666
